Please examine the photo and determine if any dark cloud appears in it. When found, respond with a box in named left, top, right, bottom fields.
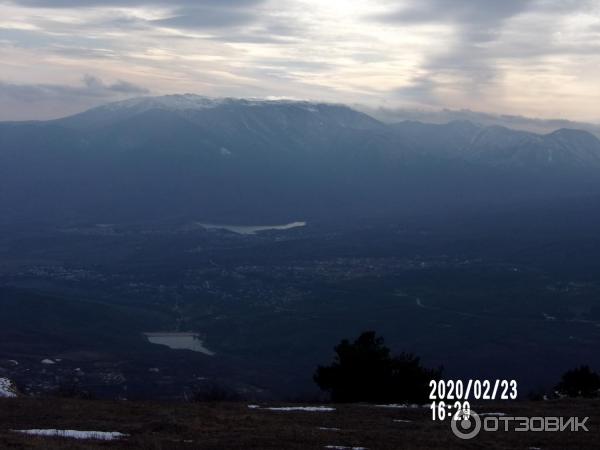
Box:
left=589, top=22, right=600, bottom=32
left=7, top=0, right=266, bottom=30
left=3, top=0, right=294, bottom=55
left=81, top=75, right=150, bottom=95
left=7, top=0, right=261, bottom=7
left=201, top=20, right=304, bottom=44
left=376, top=0, right=597, bottom=42
left=373, top=0, right=534, bottom=42
left=371, top=0, right=594, bottom=104
left=368, top=1, right=536, bottom=103
left=393, top=77, right=440, bottom=106
left=0, top=75, right=148, bottom=102
left=152, top=6, right=258, bottom=30
left=0, top=75, right=150, bottom=120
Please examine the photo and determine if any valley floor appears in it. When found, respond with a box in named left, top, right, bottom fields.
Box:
left=0, top=397, right=598, bottom=449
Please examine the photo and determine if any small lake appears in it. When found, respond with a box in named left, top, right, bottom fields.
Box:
left=197, top=221, right=306, bottom=235
left=144, top=333, right=215, bottom=356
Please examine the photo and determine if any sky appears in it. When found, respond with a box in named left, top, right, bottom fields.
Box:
left=0, top=0, right=599, bottom=122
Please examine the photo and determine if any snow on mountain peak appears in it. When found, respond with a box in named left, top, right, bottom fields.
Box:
left=99, top=94, right=335, bottom=114
left=101, top=94, right=226, bottom=112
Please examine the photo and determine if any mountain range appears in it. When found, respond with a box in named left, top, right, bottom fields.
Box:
left=1, top=94, right=600, bottom=226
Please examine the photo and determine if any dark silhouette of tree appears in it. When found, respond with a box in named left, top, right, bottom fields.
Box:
left=555, top=365, right=600, bottom=398
left=314, top=331, right=442, bottom=403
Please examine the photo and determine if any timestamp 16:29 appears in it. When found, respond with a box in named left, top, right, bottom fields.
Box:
left=430, top=401, right=471, bottom=421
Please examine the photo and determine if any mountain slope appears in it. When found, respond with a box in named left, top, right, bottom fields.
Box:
left=1, top=95, right=600, bottom=226
left=391, top=120, right=600, bottom=168
left=467, top=126, right=600, bottom=168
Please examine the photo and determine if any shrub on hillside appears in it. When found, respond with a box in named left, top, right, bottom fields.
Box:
left=314, top=331, right=442, bottom=403
left=555, top=365, right=600, bottom=398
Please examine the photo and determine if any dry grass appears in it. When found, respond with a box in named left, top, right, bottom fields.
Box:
left=1, top=397, right=599, bottom=449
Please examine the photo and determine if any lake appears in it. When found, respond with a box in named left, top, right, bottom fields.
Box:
left=143, top=333, right=215, bottom=356
left=197, top=221, right=306, bottom=235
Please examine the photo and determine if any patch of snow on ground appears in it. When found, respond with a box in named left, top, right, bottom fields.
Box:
left=318, top=427, right=341, bottom=431
left=12, top=430, right=127, bottom=441
left=393, top=419, right=412, bottom=423
left=248, top=405, right=335, bottom=412
left=266, top=406, right=335, bottom=412
left=0, top=378, right=17, bottom=398
left=325, top=446, right=367, bottom=450
left=41, top=359, right=56, bottom=364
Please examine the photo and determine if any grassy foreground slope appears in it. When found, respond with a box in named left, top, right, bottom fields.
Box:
left=0, top=397, right=598, bottom=449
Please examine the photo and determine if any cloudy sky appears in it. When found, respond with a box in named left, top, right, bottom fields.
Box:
left=0, top=0, right=599, bottom=121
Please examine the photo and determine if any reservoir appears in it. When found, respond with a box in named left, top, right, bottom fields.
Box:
left=144, top=332, right=215, bottom=356
left=197, top=221, right=306, bottom=235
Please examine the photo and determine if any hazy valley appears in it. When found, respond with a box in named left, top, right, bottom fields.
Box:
left=1, top=96, right=600, bottom=401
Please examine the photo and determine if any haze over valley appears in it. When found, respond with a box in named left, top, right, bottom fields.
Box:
left=1, top=95, right=600, bottom=400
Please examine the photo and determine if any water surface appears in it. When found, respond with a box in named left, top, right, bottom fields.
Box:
left=144, top=333, right=214, bottom=356
left=197, top=221, right=306, bottom=235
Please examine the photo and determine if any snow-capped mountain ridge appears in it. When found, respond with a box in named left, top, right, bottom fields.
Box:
left=58, top=94, right=382, bottom=132
left=60, top=94, right=600, bottom=167
left=100, top=94, right=226, bottom=112
left=93, top=94, right=345, bottom=114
